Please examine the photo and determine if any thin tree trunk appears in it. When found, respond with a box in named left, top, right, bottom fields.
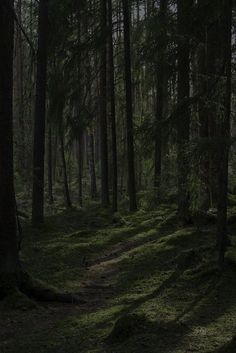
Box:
left=89, top=130, right=97, bottom=199
left=32, top=0, right=49, bottom=225
left=99, top=0, right=110, bottom=207
left=217, top=0, right=232, bottom=266
left=59, top=128, right=72, bottom=208
left=108, top=0, right=118, bottom=212
left=196, top=6, right=211, bottom=210
left=122, top=0, right=137, bottom=212
left=47, top=124, right=53, bottom=204
left=154, top=0, right=168, bottom=192
left=15, top=0, right=26, bottom=175
left=77, top=134, right=83, bottom=207
left=177, top=0, right=193, bottom=224
left=76, top=0, right=83, bottom=207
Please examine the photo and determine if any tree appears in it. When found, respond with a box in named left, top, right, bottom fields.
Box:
left=176, top=0, right=193, bottom=224
left=0, top=0, right=19, bottom=292
left=76, top=0, right=83, bottom=207
left=47, top=123, right=54, bottom=204
left=32, top=0, right=49, bottom=225
left=108, top=0, right=118, bottom=212
left=59, top=123, right=72, bottom=208
left=216, top=0, right=232, bottom=265
left=122, top=0, right=137, bottom=212
left=88, top=129, right=97, bottom=199
left=154, top=0, right=168, bottom=192
left=100, top=0, right=110, bottom=207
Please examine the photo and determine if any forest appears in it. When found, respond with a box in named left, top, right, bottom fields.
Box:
left=0, top=0, right=236, bottom=352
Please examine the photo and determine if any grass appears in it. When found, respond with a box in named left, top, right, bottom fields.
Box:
left=1, top=203, right=236, bottom=353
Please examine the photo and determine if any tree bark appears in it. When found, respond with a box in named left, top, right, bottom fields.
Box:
left=47, top=123, right=54, bottom=204
left=122, top=0, right=137, bottom=212
left=89, top=130, right=97, bottom=199
left=100, top=0, right=110, bottom=207
left=177, top=0, right=193, bottom=224
left=154, top=0, right=168, bottom=192
left=59, top=128, right=72, bottom=209
left=15, top=0, right=26, bottom=175
left=32, top=0, right=49, bottom=225
left=216, top=0, right=232, bottom=266
left=0, top=0, right=19, bottom=291
left=77, top=134, right=83, bottom=207
left=108, top=0, right=118, bottom=212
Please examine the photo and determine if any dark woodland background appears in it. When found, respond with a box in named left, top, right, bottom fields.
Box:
left=0, top=1, right=236, bottom=352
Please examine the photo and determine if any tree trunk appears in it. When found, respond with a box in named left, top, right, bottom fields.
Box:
left=100, top=0, right=110, bottom=207
left=122, top=0, right=137, bottom=212
left=0, top=0, right=19, bottom=292
left=15, top=0, right=26, bottom=176
left=47, top=124, right=54, bottom=204
left=217, top=0, right=232, bottom=266
left=76, top=0, right=83, bottom=207
left=196, top=3, right=210, bottom=210
left=32, top=0, right=49, bottom=225
left=77, top=134, right=83, bottom=207
left=89, top=130, right=97, bottom=199
left=59, top=129, right=72, bottom=209
left=177, top=0, right=193, bottom=224
left=154, top=0, right=168, bottom=192
left=108, top=0, right=118, bottom=212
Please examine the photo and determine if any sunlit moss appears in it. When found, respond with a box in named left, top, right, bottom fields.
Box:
left=3, top=205, right=236, bottom=353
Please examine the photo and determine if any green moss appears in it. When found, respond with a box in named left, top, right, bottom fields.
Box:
left=2, top=205, right=236, bottom=353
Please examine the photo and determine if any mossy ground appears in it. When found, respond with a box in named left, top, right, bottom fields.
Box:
left=1, top=203, right=236, bottom=353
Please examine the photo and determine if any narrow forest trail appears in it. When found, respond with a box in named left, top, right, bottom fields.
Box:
left=1, top=205, right=236, bottom=353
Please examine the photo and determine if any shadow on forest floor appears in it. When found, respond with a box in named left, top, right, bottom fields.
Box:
left=1, top=203, right=236, bottom=353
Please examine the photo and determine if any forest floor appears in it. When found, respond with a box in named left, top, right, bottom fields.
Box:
left=1, top=202, right=236, bottom=353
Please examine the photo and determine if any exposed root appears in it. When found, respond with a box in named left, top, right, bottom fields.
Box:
left=17, top=270, right=86, bottom=304
left=0, top=270, right=86, bottom=307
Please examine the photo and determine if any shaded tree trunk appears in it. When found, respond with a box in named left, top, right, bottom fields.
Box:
left=76, top=0, right=83, bottom=207
left=108, top=0, right=118, bottom=212
left=196, top=2, right=211, bottom=209
left=100, top=0, right=110, bottom=207
left=59, top=128, right=72, bottom=208
left=89, top=130, right=97, bottom=199
left=122, top=0, right=137, bottom=212
left=47, top=124, right=53, bottom=204
left=0, top=0, right=19, bottom=291
left=32, top=0, right=49, bottom=225
left=15, top=0, right=26, bottom=175
left=77, top=134, right=83, bottom=207
left=217, top=0, right=232, bottom=266
left=154, top=0, right=168, bottom=192
left=177, top=0, right=193, bottom=223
